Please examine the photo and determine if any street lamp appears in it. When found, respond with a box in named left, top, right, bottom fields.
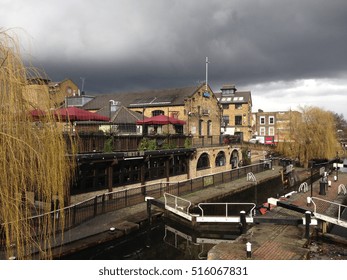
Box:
left=335, top=152, right=339, bottom=181
left=309, top=160, right=315, bottom=198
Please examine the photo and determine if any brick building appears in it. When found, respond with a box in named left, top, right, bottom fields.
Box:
left=215, top=84, right=253, bottom=141
left=252, top=110, right=301, bottom=144
left=82, top=83, right=222, bottom=137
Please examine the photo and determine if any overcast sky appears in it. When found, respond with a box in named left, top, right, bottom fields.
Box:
left=2, top=0, right=347, bottom=117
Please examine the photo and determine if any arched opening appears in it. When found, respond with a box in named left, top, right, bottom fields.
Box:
left=230, top=149, right=239, bottom=169
left=215, top=151, right=226, bottom=167
left=197, top=152, right=210, bottom=170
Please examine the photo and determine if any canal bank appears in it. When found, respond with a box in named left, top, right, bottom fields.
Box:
left=46, top=166, right=284, bottom=259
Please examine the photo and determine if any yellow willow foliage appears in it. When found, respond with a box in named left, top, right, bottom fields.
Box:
left=276, top=106, right=339, bottom=167
left=0, top=30, right=74, bottom=259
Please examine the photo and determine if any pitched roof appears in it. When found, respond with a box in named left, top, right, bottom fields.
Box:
left=97, top=105, right=143, bottom=124
left=82, top=85, right=202, bottom=111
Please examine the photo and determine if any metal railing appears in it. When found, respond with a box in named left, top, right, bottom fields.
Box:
left=197, top=202, right=256, bottom=219
left=309, top=196, right=347, bottom=227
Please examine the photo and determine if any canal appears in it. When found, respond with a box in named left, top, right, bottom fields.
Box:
left=61, top=174, right=301, bottom=260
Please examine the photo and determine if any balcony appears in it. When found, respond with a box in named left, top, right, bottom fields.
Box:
left=63, top=133, right=226, bottom=154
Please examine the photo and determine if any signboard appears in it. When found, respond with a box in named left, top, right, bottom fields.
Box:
left=203, top=175, right=214, bottom=187
left=265, top=136, right=274, bottom=145
left=203, top=91, right=210, bottom=98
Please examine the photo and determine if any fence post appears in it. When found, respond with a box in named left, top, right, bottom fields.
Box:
left=93, top=196, right=98, bottom=217
left=125, top=189, right=128, bottom=207
left=102, top=194, right=106, bottom=213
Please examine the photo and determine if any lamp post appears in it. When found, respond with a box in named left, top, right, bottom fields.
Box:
left=335, top=152, right=339, bottom=181
left=310, top=160, right=315, bottom=198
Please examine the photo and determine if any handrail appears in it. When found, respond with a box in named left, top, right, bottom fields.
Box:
left=338, top=184, right=347, bottom=195
left=164, top=192, right=192, bottom=214
left=247, top=172, right=257, bottom=182
left=197, top=202, right=256, bottom=218
left=309, top=196, right=347, bottom=222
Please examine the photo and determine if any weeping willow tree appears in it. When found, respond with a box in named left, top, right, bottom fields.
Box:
left=277, top=106, right=339, bottom=167
left=0, top=30, right=74, bottom=259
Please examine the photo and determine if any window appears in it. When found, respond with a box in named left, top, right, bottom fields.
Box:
left=207, top=120, right=212, bottom=136
left=235, top=116, right=242, bottom=126
left=222, top=115, right=229, bottom=126
left=269, top=116, right=275, bottom=124
left=215, top=151, right=226, bottom=167
left=260, top=127, right=266, bottom=136
left=199, top=119, right=203, bottom=136
left=269, top=127, right=274, bottom=136
left=222, top=104, right=229, bottom=109
left=152, top=110, right=164, bottom=116
left=197, top=153, right=210, bottom=170
left=260, top=116, right=265, bottom=125
left=235, top=104, right=242, bottom=109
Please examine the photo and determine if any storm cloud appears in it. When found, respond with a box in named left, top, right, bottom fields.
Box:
left=2, top=0, right=347, bottom=115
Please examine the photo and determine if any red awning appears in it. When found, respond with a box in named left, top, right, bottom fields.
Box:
left=54, top=107, right=110, bottom=122
left=28, top=109, right=47, bottom=121
left=136, top=114, right=186, bottom=125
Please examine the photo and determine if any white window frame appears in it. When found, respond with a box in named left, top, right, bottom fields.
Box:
left=268, top=127, right=275, bottom=136
left=260, top=127, right=266, bottom=136
left=260, top=116, right=265, bottom=125
left=269, top=116, right=275, bottom=125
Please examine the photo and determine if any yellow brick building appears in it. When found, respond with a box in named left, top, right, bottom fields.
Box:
left=23, top=78, right=79, bottom=109
left=215, top=84, right=253, bottom=141
left=83, top=83, right=222, bottom=137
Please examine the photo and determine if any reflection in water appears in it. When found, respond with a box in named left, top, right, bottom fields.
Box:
left=60, top=221, right=239, bottom=260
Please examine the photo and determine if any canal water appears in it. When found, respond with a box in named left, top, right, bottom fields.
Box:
left=62, top=174, right=300, bottom=260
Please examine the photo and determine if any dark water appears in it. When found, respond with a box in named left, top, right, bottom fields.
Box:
left=62, top=221, right=242, bottom=260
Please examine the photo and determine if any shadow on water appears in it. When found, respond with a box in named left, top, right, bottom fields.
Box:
left=60, top=221, right=241, bottom=260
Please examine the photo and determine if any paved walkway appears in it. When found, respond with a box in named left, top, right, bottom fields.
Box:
left=208, top=171, right=347, bottom=260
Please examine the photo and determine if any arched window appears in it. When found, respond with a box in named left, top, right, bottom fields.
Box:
left=230, top=149, right=239, bottom=169
left=152, top=110, right=164, bottom=116
left=215, top=151, right=226, bottom=167
left=197, top=153, right=210, bottom=170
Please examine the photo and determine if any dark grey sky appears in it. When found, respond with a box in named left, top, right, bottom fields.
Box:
left=2, top=0, right=347, bottom=116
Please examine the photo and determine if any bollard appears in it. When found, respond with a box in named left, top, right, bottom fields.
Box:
left=240, top=211, right=247, bottom=234
left=306, top=197, right=312, bottom=206
left=246, top=242, right=252, bottom=259
left=334, top=175, right=337, bottom=182
left=305, top=211, right=311, bottom=239
left=328, top=180, right=332, bottom=188
left=145, top=197, right=154, bottom=226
